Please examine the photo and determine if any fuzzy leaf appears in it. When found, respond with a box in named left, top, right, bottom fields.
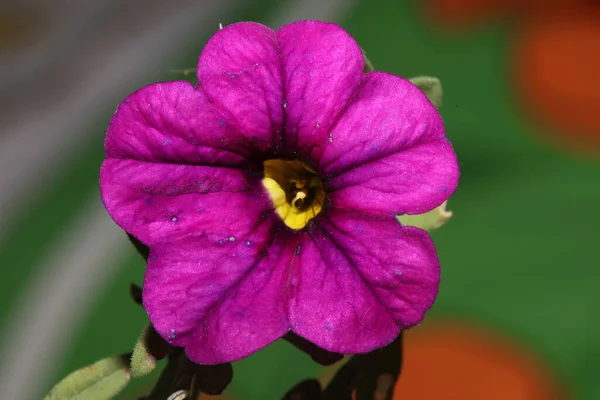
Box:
left=131, top=323, right=170, bottom=379
left=362, top=48, right=374, bottom=72
left=409, top=76, right=443, bottom=108
left=44, top=354, right=130, bottom=400
left=397, top=200, right=453, bottom=231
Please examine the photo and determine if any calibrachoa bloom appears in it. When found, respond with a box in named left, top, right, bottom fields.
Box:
left=100, top=21, right=459, bottom=364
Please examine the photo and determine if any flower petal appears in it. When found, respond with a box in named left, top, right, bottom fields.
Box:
left=324, top=72, right=459, bottom=215
left=100, top=159, right=271, bottom=246
left=288, top=211, right=440, bottom=353
left=105, top=81, right=263, bottom=169
left=143, top=216, right=291, bottom=364
left=276, top=21, right=364, bottom=156
left=197, top=22, right=284, bottom=154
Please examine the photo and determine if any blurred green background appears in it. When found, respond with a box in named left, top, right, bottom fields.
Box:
left=0, top=0, right=598, bottom=399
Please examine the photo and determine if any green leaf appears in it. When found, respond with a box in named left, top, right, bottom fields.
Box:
left=361, top=48, right=374, bottom=73
left=409, top=76, right=443, bottom=108
left=397, top=201, right=453, bottom=231
left=131, top=323, right=171, bottom=379
left=44, top=354, right=130, bottom=400
left=131, top=324, right=157, bottom=379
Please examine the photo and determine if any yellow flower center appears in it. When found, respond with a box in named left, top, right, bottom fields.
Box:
left=262, top=159, right=325, bottom=230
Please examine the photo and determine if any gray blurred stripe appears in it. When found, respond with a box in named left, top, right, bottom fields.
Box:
left=0, top=1, right=242, bottom=398
left=0, top=0, right=359, bottom=239
left=0, top=0, right=237, bottom=242
left=268, top=0, right=357, bottom=27
left=0, top=199, right=129, bottom=400
left=0, top=0, right=110, bottom=96
left=0, top=0, right=358, bottom=399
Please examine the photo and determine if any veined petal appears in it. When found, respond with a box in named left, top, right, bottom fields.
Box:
left=143, top=217, right=291, bottom=364
left=100, top=159, right=271, bottom=246
left=277, top=21, right=364, bottom=156
left=105, top=81, right=263, bottom=169
left=329, top=139, right=458, bottom=215
left=288, top=211, right=440, bottom=353
left=324, top=72, right=459, bottom=215
left=197, top=22, right=284, bottom=154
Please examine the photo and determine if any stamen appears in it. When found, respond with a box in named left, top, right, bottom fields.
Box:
left=262, top=159, right=325, bottom=230
left=291, top=191, right=307, bottom=210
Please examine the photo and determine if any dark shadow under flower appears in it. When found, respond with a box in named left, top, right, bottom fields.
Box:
left=100, top=20, right=459, bottom=364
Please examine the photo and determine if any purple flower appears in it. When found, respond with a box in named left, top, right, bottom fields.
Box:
left=100, top=21, right=459, bottom=364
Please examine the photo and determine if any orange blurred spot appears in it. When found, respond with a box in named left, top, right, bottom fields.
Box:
left=514, top=5, right=600, bottom=153
left=394, top=321, right=568, bottom=400
left=515, top=1, right=593, bottom=16
left=424, top=0, right=591, bottom=28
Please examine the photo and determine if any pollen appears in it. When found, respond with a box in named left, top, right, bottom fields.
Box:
left=262, top=159, right=325, bottom=230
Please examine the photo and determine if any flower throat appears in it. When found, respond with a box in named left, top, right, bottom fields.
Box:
left=262, top=159, right=325, bottom=230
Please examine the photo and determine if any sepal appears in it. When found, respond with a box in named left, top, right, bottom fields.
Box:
left=397, top=200, right=453, bottom=231
left=130, top=323, right=170, bottom=379
left=44, top=354, right=130, bottom=400
left=409, top=76, right=443, bottom=108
